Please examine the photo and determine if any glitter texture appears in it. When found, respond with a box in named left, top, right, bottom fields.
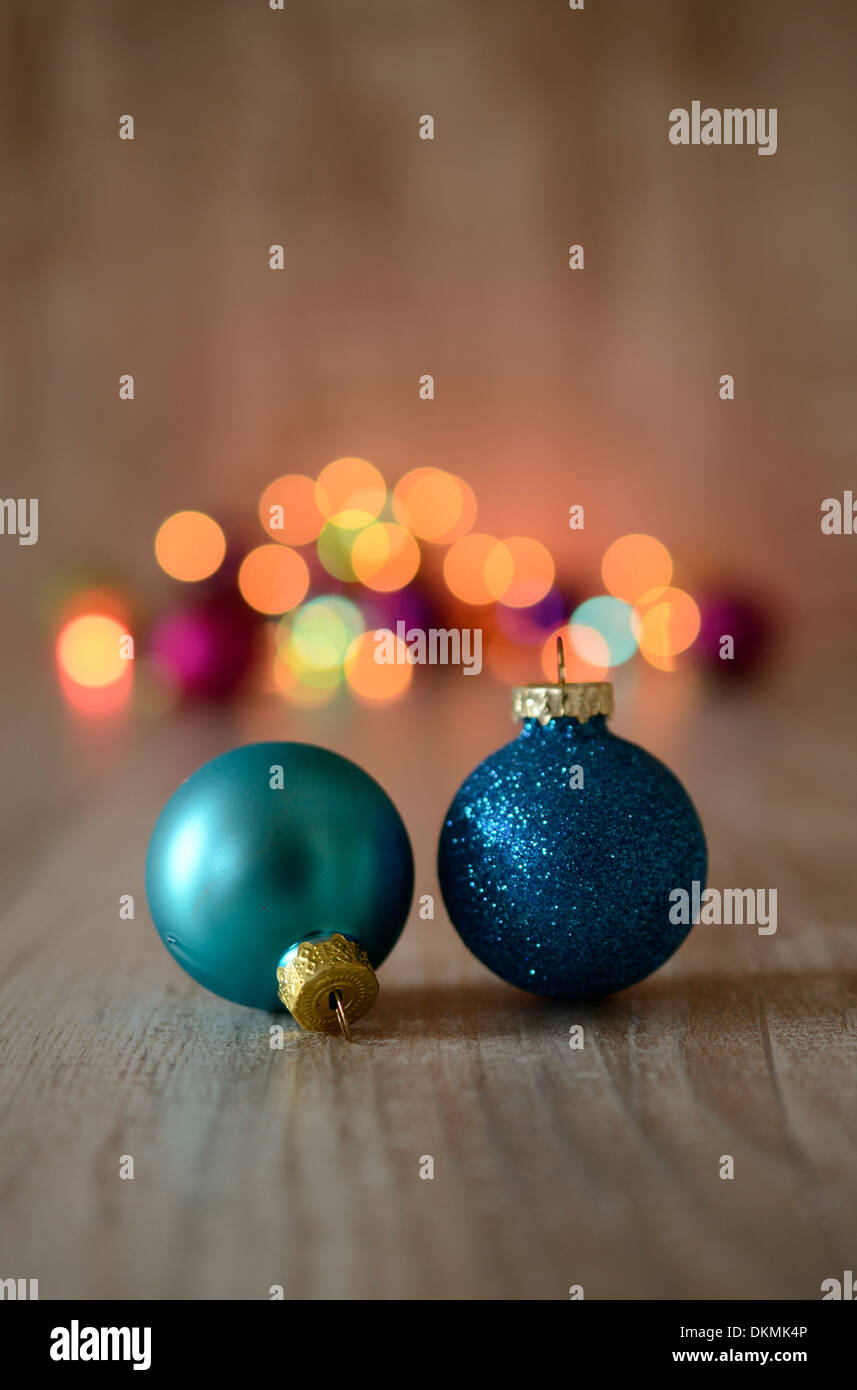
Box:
left=438, top=715, right=707, bottom=1000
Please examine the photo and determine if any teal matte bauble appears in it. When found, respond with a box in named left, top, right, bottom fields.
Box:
left=145, top=742, right=414, bottom=1011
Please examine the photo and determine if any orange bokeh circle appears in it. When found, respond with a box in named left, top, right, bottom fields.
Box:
left=602, top=534, right=673, bottom=605
left=345, top=630, right=412, bottom=703
left=632, top=586, right=701, bottom=657
left=155, top=511, right=226, bottom=582
left=316, top=457, right=386, bottom=529
left=238, top=545, right=310, bottom=615
left=498, top=537, right=555, bottom=609
left=393, top=468, right=477, bottom=543
left=351, top=523, right=420, bottom=592
left=258, top=474, right=324, bottom=546
left=443, top=534, right=513, bottom=605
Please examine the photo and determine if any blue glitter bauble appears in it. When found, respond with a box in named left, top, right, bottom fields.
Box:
left=438, top=715, right=707, bottom=1000
left=146, top=742, right=413, bottom=1010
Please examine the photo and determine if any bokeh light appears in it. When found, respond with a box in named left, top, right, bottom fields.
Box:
left=497, top=537, right=555, bottom=609
left=541, top=624, right=609, bottom=681
left=316, top=457, right=386, bottom=529
left=316, top=521, right=361, bottom=581
left=238, top=544, right=309, bottom=615
left=392, top=468, right=477, bottom=543
left=345, top=630, right=412, bottom=703
left=155, top=511, right=226, bottom=582
left=258, top=474, right=324, bottom=545
left=351, top=523, right=420, bottom=591
left=55, top=611, right=131, bottom=717
left=443, top=534, right=514, bottom=605
left=273, top=652, right=341, bottom=706
left=601, top=534, right=673, bottom=605
left=279, top=595, right=364, bottom=675
left=569, top=596, right=637, bottom=667
left=632, top=586, right=701, bottom=660
left=57, top=613, right=130, bottom=688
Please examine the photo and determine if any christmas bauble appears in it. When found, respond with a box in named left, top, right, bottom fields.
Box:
left=148, top=591, right=258, bottom=701
left=146, top=742, right=414, bottom=1025
left=438, top=677, right=706, bottom=1000
left=695, top=587, right=776, bottom=682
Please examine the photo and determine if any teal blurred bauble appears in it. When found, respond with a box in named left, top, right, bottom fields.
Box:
left=438, top=679, right=707, bottom=1001
left=146, top=742, right=414, bottom=1013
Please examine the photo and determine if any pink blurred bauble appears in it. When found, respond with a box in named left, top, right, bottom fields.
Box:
left=696, top=588, right=777, bottom=681
left=149, top=592, right=259, bottom=700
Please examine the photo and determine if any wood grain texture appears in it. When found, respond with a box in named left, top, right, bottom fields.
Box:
left=1, top=672, right=855, bottom=1300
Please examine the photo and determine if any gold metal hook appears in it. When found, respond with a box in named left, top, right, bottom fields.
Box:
left=330, top=989, right=352, bottom=1042
left=556, top=635, right=567, bottom=685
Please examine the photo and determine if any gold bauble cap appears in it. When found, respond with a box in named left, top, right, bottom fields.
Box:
left=512, top=637, right=614, bottom=726
left=276, top=933, right=379, bottom=1036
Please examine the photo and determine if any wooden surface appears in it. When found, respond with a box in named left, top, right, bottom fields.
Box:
left=1, top=665, right=855, bottom=1301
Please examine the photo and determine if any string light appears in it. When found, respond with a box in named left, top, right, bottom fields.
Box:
left=569, top=596, right=637, bottom=667
left=601, top=534, right=673, bottom=605
left=316, top=521, right=362, bottom=581
left=155, top=511, right=225, bottom=582
left=238, top=545, right=309, bottom=615
left=57, top=613, right=129, bottom=688
left=392, top=468, right=477, bottom=543
left=443, top=534, right=514, bottom=605
left=345, top=630, right=412, bottom=703
left=497, top=537, right=555, bottom=609
left=351, top=522, right=420, bottom=591
left=152, top=476, right=698, bottom=711
left=633, top=586, right=701, bottom=660
left=316, top=457, right=386, bottom=529
left=258, top=474, right=324, bottom=545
